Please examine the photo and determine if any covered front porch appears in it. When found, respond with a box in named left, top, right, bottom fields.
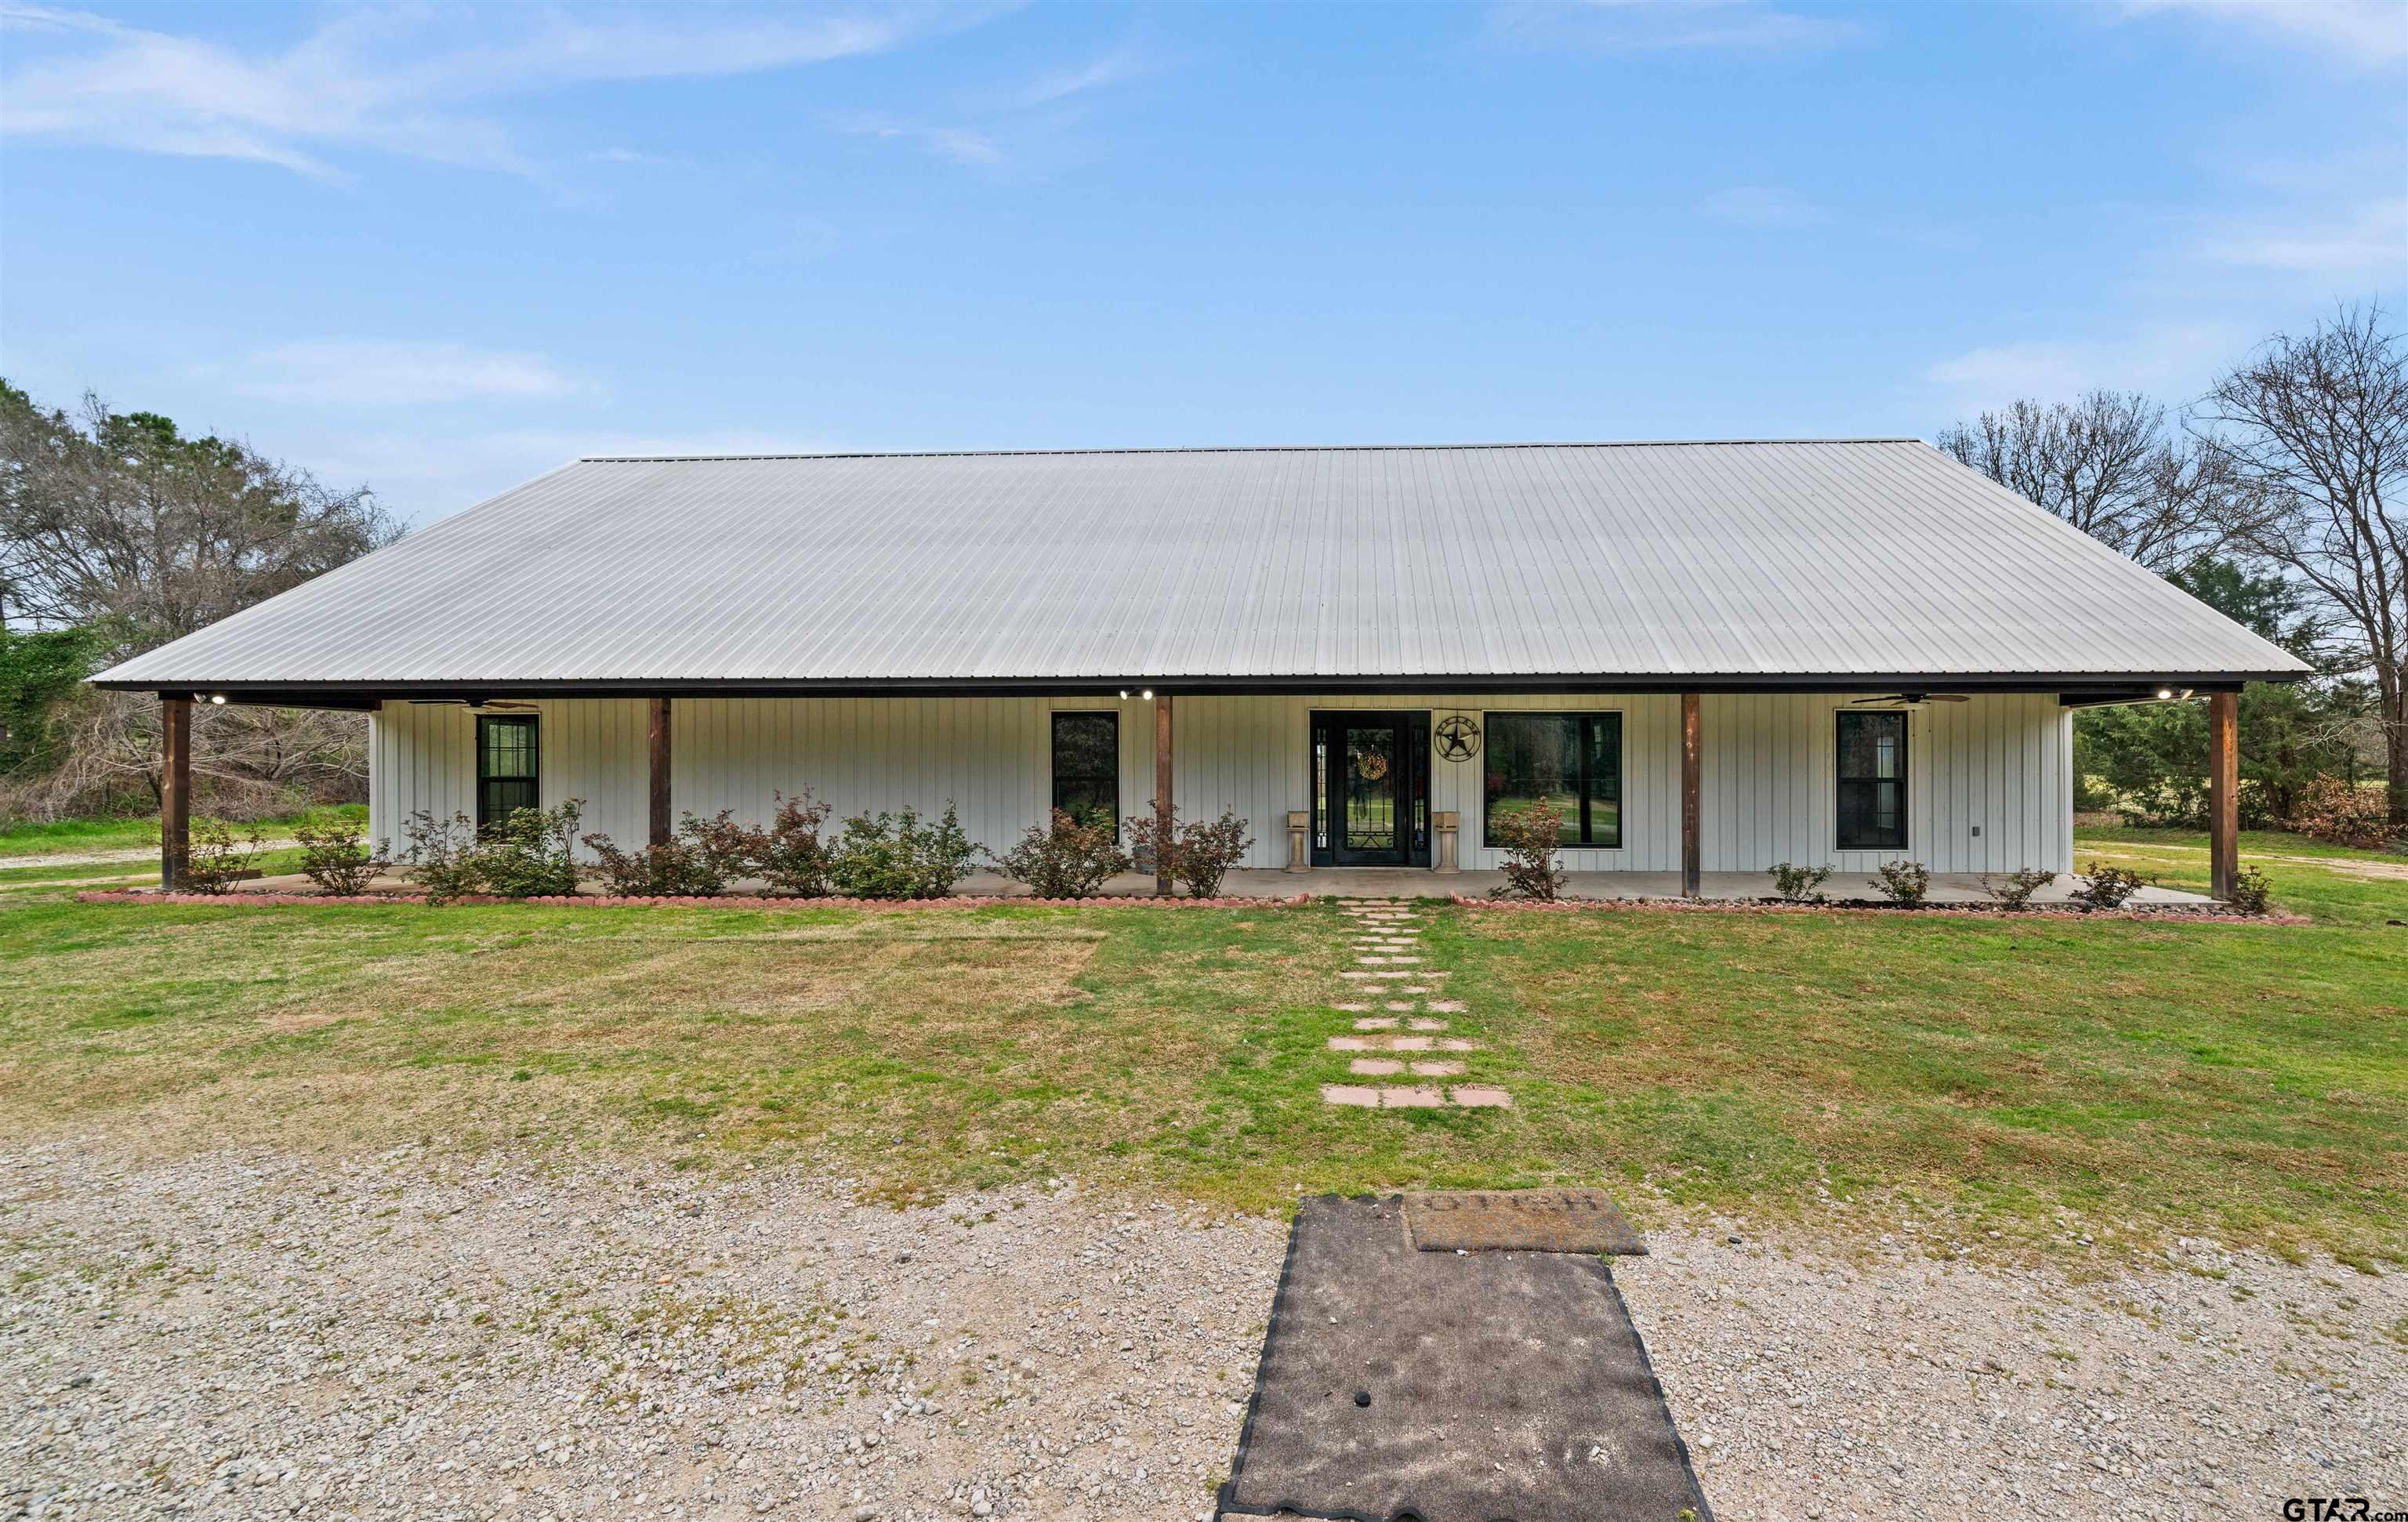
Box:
left=146, top=683, right=2250, bottom=904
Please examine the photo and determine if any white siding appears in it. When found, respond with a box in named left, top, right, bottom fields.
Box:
left=369, top=691, right=2073, bottom=874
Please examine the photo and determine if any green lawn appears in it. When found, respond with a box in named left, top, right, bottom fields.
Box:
left=0, top=803, right=365, bottom=859
left=1, top=824, right=2399, bottom=1267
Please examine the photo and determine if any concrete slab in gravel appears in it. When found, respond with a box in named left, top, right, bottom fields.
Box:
left=1403, top=1189, right=1646, bottom=1256
left=1220, top=1195, right=1709, bottom=1522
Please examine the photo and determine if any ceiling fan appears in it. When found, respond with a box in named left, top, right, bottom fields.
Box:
left=1846, top=692, right=1969, bottom=706
left=408, top=698, right=540, bottom=712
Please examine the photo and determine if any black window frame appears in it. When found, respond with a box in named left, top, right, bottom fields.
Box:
left=475, top=714, right=540, bottom=831
left=1480, top=711, right=1623, bottom=851
left=1049, top=710, right=1120, bottom=839
left=1834, top=709, right=1909, bottom=852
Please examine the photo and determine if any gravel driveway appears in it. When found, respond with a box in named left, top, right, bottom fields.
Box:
left=5, top=1140, right=2401, bottom=1521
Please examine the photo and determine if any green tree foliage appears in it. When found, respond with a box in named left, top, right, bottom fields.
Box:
left=0, top=623, right=104, bottom=776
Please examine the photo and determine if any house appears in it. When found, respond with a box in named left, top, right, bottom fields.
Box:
left=93, top=440, right=2308, bottom=898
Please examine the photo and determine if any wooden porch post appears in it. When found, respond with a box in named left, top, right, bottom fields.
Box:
left=2208, top=690, right=2238, bottom=901
left=1681, top=691, right=1702, bottom=899
left=161, top=694, right=190, bottom=892
left=648, top=696, right=673, bottom=847
left=1154, top=693, right=1174, bottom=897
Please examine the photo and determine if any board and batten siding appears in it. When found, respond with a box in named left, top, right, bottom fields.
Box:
left=368, top=691, right=2073, bottom=875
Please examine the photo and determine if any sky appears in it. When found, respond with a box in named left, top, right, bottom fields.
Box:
left=2, top=0, right=2403, bottom=529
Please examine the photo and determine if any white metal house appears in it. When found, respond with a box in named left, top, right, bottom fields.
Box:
left=96, top=440, right=2307, bottom=896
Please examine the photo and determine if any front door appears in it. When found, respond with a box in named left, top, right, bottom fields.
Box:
left=1311, top=712, right=1431, bottom=868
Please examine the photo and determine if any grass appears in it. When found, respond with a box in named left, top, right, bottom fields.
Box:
left=0, top=803, right=366, bottom=859
left=0, top=824, right=2399, bottom=1267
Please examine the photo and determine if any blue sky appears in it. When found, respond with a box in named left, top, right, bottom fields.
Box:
left=2, top=1, right=2403, bottom=527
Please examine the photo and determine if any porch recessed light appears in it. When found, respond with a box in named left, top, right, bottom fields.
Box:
left=1119, top=690, right=1130, bottom=700
left=209, top=694, right=227, bottom=705
left=2156, top=688, right=2174, bottom=701
left=1141, top=689, right=1153, bottom=700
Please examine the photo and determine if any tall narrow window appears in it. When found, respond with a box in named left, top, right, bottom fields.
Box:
left=1483, top=712, right=1622, bottom=848
left=476, top=715, right=539, bottom=829
left=1836, top=711, right=1907, bottom=850
left=1050, top=712, right=1119, bottom=833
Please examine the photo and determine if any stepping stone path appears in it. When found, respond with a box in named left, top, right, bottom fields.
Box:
left=1319, top=899, right=1512, bottom=1111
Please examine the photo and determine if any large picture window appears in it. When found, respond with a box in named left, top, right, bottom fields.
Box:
left=1836, top=710, right=1907, bottom=850
left=476, top=715, right=539, bottom=829
left=1050, top=711, right=1119, bottom=834
left=1483, top=712, right=1621, bottom=849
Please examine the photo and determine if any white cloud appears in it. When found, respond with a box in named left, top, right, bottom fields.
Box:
left=1486, top=1, right=1868, bottom=53
left=829, top=111, right=1004, bottom=166
left=218, top=342, right=583, bottom=408
left=2115, top=0, right=2408, bottom=63
left=1698, top=186, right=1829, bottom=227
left=1923, top=323, right=2245, bottom=413
left=2199, top=197, right=2408, bottom=276
left=832, top=45, right=1157, bottom=170
left=1003, top=46, right=1155, bottom=109
left=0, top=3, right=948, bottom=179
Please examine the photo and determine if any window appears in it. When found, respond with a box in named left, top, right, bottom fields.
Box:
left=1483, top=712, right=1621, bottom=849
left=1050, top=712, right=1119, bottom=834
left=1836, top=710, right=1907, bottom=850
left=476, top=715, right=539, bottom=829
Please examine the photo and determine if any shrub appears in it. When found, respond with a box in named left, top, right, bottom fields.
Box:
left=1485, top=799, right=1568, bottom=901
left=180, top=818, right=267, bottom=894
left=2069, top=860, right=2149, bottom=911
left=1983, top=868, right=2057, bottom=911
left=1768, top=861, right=1831, bottom=904
left=582, top=835, right=724, bottom=897
left=294, top=815, right=377, bottom=894
left=827, top=802, right=981, bottom=899
left=2228, top=865, right=2276, bottom=916
left=475, top=801, right=584, bottom=898
left=399, top=801, right=584, bottom=902
left=1871, top=859, right=1931, bottom=908
left=400, top=810, right=483, bottom=904
left=994, top=808, right=1131, bottom=897
left=2286, top=774, right=2397, bottom=851
left=1124, top=806, right=1256, bottom=897
left=752, top=790, right=835, bottom=897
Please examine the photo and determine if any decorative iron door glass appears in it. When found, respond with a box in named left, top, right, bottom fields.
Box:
left=1311, top=712, right=1430, bottom=867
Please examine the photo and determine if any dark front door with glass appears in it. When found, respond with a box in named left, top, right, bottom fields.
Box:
left=1310, top=712, right=1431, bottom=868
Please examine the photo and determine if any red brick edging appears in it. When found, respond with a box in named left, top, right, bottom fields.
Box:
left=74, top=890, right=1313, bottom=910
left=1449, top=892, right=2301, bottom=925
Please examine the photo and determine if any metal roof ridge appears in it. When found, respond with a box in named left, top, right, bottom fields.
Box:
left=575, top=438, right=1931, bottom=464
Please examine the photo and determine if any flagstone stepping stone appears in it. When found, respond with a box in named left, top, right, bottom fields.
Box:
left=1348, top=1058, right=1404, bottom=1076
left=1332, top=1035, right=1467, bottom=1053
left=1452, top=1085, right=1513, bottom=1107
left=1380, top=1086, right=1447, bottom=1108
left=1410, top=1060, right=1466, bottom=1077
left=1398, top=986, right=1430, bottom=995
left=1408, top=1017, right=1449, bottom=1031
left=1352, top=1016, right=1399, bottom=1030
left=1320, top=1085, right=1380, bottom=1108
left=1427, top=999, right=1467, bottom=1013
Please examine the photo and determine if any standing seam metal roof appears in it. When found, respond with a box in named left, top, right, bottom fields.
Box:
left=93, top=440, right=2310, bottom=689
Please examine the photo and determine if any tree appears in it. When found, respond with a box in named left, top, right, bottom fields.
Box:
left=0, top=381, right=397, bottom=647
left=1935, top=389, right=2231, bottom=572
left=0, top=380, right=401, bottom=822
left=2196, top=303, right=2408, bottom=824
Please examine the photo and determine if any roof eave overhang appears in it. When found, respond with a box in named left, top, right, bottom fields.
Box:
left=91, top=669, right=2306, bottom=708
